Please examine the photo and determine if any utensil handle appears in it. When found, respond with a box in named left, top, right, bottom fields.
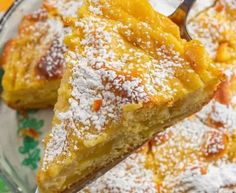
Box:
left=169, top=0, right=196, bottom=40
left=178, top=0, right=196, bottom=14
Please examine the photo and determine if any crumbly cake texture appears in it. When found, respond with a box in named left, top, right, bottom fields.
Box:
left=37, top=0, right=222, bottom=192
left=0, top=0, right=83, bottom=109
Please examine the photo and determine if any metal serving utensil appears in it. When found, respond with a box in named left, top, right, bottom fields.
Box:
left=35, top=1, right=197, bottom=193
left=169, top=0, right=197, bottom=40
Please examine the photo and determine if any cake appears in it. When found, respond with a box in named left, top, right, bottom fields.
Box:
left=0, top=0, right=83, bottom=109
left=75, top=1, right=236, bottom=192
left=188, top=0, right=236, bottom=70
left=37, top=0, right=222, bottom=192
left=78, top=77, right=236, bottom=193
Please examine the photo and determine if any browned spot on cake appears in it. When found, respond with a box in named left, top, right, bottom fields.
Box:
left=36, top=38, right=66, bottom=79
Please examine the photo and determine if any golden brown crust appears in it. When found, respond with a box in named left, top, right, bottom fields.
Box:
left=0, top=39, right=15, bottom=67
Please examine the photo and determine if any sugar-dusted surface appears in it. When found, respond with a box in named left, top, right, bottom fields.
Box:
left=37, top=37, right=67, bottom=79
left=222, top=0, right=236, bottom=9
left=0, top=0, right=85, bottom=109
left=153, top=95, right=236, bottom=192
left=44, top=0, right=83, bottom=17
left=22, top=16, right=65, bottom=81
left=33, top=14, right=67, bottom=80
left=76, top=88, right=236, bottom=193
left=188, top=0, right=236, bottom=60
left=148, top=1, right=236, bottom=192
left=2, top=7, right=66, bottom=84
left=81, top=152, right=157, bottom=193
left=165, top=163, right=236, bottom=193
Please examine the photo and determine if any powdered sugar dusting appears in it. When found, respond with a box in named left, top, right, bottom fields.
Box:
left=152, top=0, right=236, bottom=190
left=152, top=118, right=208, bottom=178
left=11, top=8, right=67, bottom=83
left=150, top=96, right=236, bottom=192
left=80, top=153, right=157, bottom=193
left=75, top=1, right=236, bottom=192
left=36, top=18, right=67, bottom=79
left=43, top=124, right=68, bottom=165
left=45, top=0, right=83, bottom=17
left=165, top=163, right=236, bottom=193
left=188, top=0, right=236, bottom=60
left=197, top=100, right=236, bottom=131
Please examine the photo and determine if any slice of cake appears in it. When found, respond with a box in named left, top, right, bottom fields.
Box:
left=37, top=0, right=223, bottom=192
left=0, top=8, right=66, bottom=109
left=0, top=0, right=84, bottom=110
